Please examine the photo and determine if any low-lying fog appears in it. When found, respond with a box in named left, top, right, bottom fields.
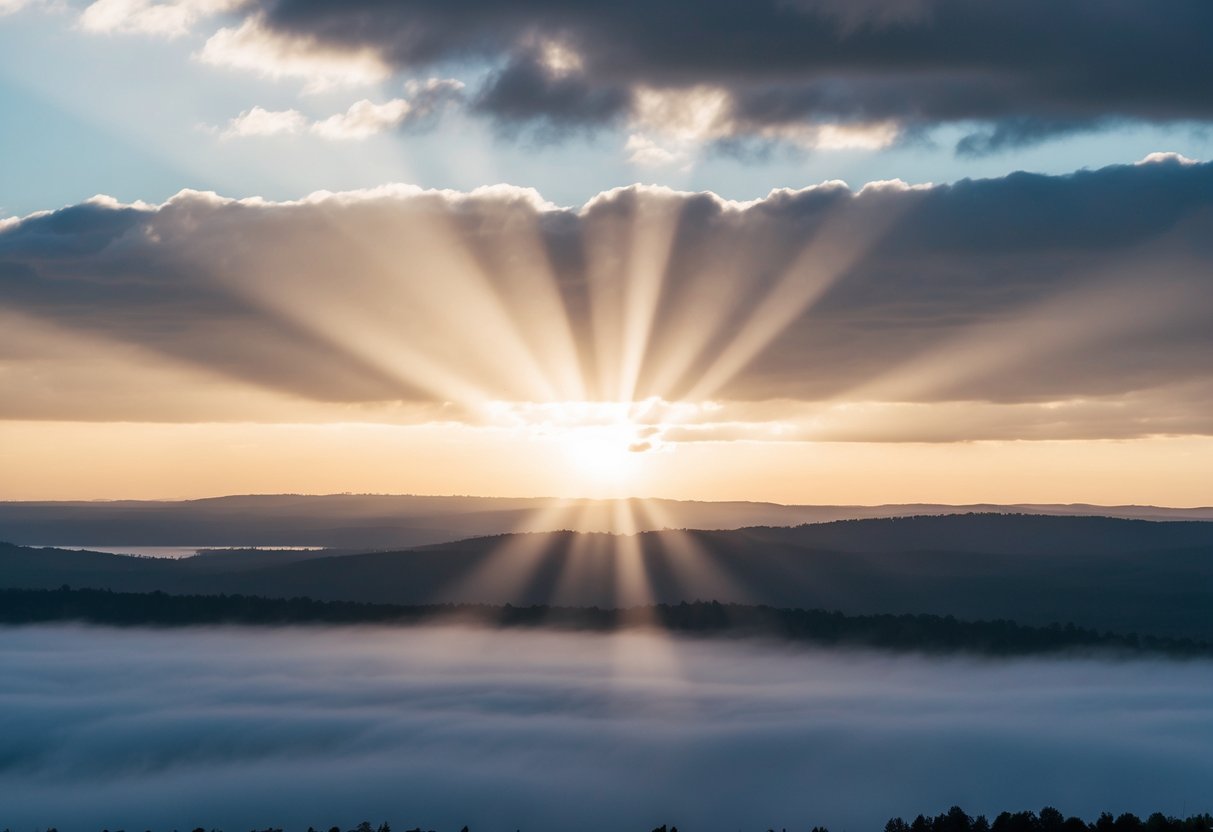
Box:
left=2, top=625, right=1210, bottom=832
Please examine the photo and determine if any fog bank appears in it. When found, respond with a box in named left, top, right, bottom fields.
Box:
left=1, top=625, right=1210, bottom=831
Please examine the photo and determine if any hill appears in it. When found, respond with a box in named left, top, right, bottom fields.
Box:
left=2, top=494, right=1211, bottom=551
left=3, top=513, right=1211, bottom=639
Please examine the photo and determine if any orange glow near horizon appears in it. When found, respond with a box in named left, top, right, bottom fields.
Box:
left=3, top=419, right=1212, bottom=506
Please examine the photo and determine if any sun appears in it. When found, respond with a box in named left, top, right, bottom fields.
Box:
left=562, top=422, right=642, bottom=484
left=487, top=400, right=665, bottom=493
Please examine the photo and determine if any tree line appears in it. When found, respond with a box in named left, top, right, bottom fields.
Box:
left=12, top=809, right=1213, bottom=832
left=3, top=586, right=1212, bottom=658
left=884, top=806, right=1213, bottom=832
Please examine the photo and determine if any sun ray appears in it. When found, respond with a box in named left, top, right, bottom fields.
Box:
left=322, top=199, right=562, bottom=403
left=636, top=213, right=782, bottom=402
left=445, top=500, right=581, bottom=605
left=582, top=190, right=682, bottom=401
left=471, top=208, right=590, bottom=401
left=834, top=246, right=1207, bottom=409
left=549, top=500, right=610, bottom=605
left=615, top=190, right=684, bottom=404
left=683, top=186, right=910, bottom=403
left=634, top=498, right=745, bottom=605
left=208, top=210, right=498, bottom=407
left=603, top=499, right=688, bottom=694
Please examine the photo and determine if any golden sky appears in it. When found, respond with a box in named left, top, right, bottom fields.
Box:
left=2, top=159, right=1212, bottom=505
left=3, top=423, right=1211, bottom=506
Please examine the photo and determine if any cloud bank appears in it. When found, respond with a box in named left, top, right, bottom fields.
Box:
left=0, top=156, right=1210, bottom=442
left=2, top=624, right=1211, bottom=832
left=204, top=0, right=1213, bottom=153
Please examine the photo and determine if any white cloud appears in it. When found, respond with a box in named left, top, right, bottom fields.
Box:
left=79, top=0, right=240, bottom=37
left=1136, top=151, right=1199, bottom=166
left=197, top=15, right=390, bottom=92
left=624, top=133, right=688, bottom=168
left=766, top=119, right=901, bottom=150
left=309, top=98, right=411, bottom=140
left=218, top=88, right=462, bottom=141
left=216, top=79, right=463, bottom=142
left=626, top=84, right=899, bottom=167
left=403, top=76, right=465, bottom=101
left=631, top=85, right=734, bottom=145
left=220, top=106, right=308, bottom=139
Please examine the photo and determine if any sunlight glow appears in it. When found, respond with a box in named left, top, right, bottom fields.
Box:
left=560, top=423, right=644, bottom=485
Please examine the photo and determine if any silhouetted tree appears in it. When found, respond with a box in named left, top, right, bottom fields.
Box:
left=937, top=805, right=973, bottom=832
left=1040, top=806, right=1066, bottom=832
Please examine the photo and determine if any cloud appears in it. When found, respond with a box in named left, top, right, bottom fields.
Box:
left=623, top=85, right=900, bottom=165
left=1, top=624, right=1212, bottom=832
left=625, top=133, right=688, bottom=168
left=197, top=14, right=391, bottom=91
left=220, top=105, right=309, bottom=138
left=1137, top=151, right=1199, bottom=166
left=204, top=0, right=1213, bottom=152
left=217, top=100, right=408, bottom=141
left=310, top=80, right=464, bottom=138
left=0, top=157, right=1211, bottom=441
left=78, top=0, right=240, bottom=38
left=217, top=82, right=463, bottom=140
left=309, top=98, right=412, bottom=140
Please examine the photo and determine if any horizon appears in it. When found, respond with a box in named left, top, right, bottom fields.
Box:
left=5, top=490, right=1213, bottom=511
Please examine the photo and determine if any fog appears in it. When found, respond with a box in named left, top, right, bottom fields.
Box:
left=2, top=625, right=1210, bottom=832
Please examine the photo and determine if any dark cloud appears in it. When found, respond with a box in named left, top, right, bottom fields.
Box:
left=2, top=624, right=1213, bottom=832
left=474, top=54, right=631, bottom=130
left=236, top=0, right=1213, bottom=150
left=0, top=157, right=1210, bottom=439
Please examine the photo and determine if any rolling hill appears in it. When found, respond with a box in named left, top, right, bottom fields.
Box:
left=2, top=493, right=1212, bottom=551
left=3, top=513, right=1211, bottom=639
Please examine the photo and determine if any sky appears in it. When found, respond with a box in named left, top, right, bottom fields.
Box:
left=1, top=0, right=1212, bottom=504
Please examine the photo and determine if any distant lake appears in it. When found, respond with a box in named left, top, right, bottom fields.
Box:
left=37, top=545, right=327, bottom=559
left=1, top=624, right=1209, bottom=832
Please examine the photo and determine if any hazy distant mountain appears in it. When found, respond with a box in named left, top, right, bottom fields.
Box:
left=1, top=493, right=1211, bottom=551
left=3, top=513, right=1211, bottom=639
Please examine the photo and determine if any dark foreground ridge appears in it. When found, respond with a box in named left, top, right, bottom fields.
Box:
left=11, top=807, right=1213, bottom=832
left=5, top=586, right=1212, bottom=658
